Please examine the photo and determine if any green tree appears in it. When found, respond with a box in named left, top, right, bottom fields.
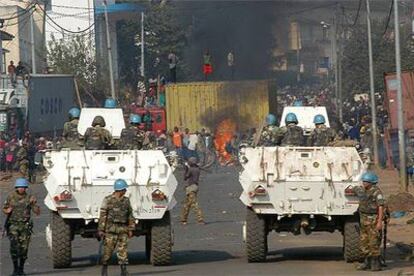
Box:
left=117, top=2, right=188, bottom=87
left=47, top=34, right=104, bottom=105
left=341, top=20, right=414, bottom=97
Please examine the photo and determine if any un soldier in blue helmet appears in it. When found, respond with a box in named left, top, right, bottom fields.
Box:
left=308, top=114, right=337, bottom=146
left=3, top=178, right=40, bottom=276
left=280, top=112, right=305, bottom=146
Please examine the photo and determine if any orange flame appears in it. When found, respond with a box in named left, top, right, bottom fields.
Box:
left=214, top=119, right=236, bottom=165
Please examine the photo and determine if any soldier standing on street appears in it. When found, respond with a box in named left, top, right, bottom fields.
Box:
left=84, top=116, right=113, bottom=150
left=98, top=179, right=135, bottom=276
left=61, top=107, right=82, bottom=149
left=259, top=114, right=283, bottom=146
left=120, top=114, right=145, bottom=150
left=353, top=171, right=385, bottom=271
left=280, top=112, right=305, bottom=146
left=308, top=114, right=336, bottom=146
left=16, top=142, right=29, bottom=178
left=181, top=157, right=205, bottom=225
left=2, top=178, right=40, bottom=276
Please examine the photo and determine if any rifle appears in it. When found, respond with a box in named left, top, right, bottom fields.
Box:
left=380, top=207, right=390, bottom=267
left=96, top=205, right=108, bottom=265
left=2, top=212, right=11, bottom=238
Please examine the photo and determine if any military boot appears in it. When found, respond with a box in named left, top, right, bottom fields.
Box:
left=18, top=258, right=26, bottom=276
left=356, top=257, right=371, bottom=270
left=12, top=259, right=19, bottom=276
left=101, top=265, right=108, bottom=276
left=371, top=256, right=382, bottom=271
left=120, top=264, right=129, bottom=276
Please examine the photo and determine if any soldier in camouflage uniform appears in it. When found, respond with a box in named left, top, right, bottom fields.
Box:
left=61, top=107, right=82, bottom=149
left=280, top=112, right=305, bottom=146
left=3, top=178, right=40, bottom=276
left=16, top=142, right=29, bottom=178
left=181, top=157, right=205, bottom=225
left=352, top=171, right=385, bottom=271
left=120, top=114, right=145, bottom=150
left=258, top=114, right=283, bottom=146
left=84, top=116, right=113, bottom=150
left=98, top=179, right=135, bottom=276
left=308, top=114, right=336, bottom=146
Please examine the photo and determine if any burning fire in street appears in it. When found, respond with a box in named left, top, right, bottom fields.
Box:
left=214, top=119, right=236, bottom=165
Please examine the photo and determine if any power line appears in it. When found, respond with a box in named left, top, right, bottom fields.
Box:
left=36, top=3, right=95, bottom=34
left=383, top=0, right=394, bottom=35
left=351, top=0, right=362, bottom=27
left=0, top=2, right=36, bottom=20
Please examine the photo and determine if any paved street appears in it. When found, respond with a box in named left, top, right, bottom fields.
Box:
left=1, top=168, right=412, bottom=275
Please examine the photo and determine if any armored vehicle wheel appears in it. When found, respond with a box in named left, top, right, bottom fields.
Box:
left=150, top=211, right=172, bottom=266
left=246, top=207, right=267, bottom=262
left=51, top=212, right=72, bottom=268
left=343, top=219, right=363, bottom=262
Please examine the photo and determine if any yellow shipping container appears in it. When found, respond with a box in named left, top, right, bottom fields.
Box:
left=165, top=80, right=274, bottom=132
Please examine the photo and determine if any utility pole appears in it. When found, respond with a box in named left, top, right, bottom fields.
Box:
left=103, top=1, right=115, bottom=99
left=366, top=0, right=379, bottom=166
left=296, top=22, right=301, bottom=83
left=140, top=11, right=145, bottom=78
left=394, top=0, right=407, bottom=191
left=333, top=15, right=338, bottom=106
left=337, top=5, right=343, bottom=124
left=30, top=9, right=36, bottom=74
left=0, top=19, right=4, bottom=76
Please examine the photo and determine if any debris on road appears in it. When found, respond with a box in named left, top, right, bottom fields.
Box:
left=387, top=193, right=414, bottom=212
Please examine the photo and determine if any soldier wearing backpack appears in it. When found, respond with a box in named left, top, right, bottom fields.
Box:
left=84, top=116, right=113, bottom=150
left=120, top=114, right=145, bottom=150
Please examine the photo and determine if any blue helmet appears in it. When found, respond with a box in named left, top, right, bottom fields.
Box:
left=129, top=114, right=142, bottom=124
left=266, top=114, right=277, bottom=126
left=15, top=178, right=29, bottom=188
left=104, top=98, right=116, bottom=108
left=68, top=107, right=80, bottom=119
left=313, top=114, right=326, bottom=125
left=285, top=112, right=298, bottom=124
left=361, top=171, right=378, bottom=184
left=114, top=179, right=128, bottom=191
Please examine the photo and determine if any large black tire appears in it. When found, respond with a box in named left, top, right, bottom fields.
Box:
left=51, top=212, right=72, bottom=268
left=150, top=211, right=172, bottom=266
left=246, top=207, right=267, bottom=262
left=343, top=220, right=363, bottom=262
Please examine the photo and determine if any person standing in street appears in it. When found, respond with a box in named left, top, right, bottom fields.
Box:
left=181, top=157, right=205, bottom=225
left=16, top=141, right=29, bottom=178
left=8, top=61, right=16, bottom=85
left=353, top=171, right=385, bottom=271
left=98, top=179, right=135, bottom=276
left=3, top=178, right=40, bottom=276
left=227, top=50, right=235, bottom=80
left=203, top=49, right=213, bottom=81
left=168, top=51, right=178, bottom=83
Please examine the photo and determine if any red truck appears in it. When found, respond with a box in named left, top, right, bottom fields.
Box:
left=132, top=106, right=167, bottom=134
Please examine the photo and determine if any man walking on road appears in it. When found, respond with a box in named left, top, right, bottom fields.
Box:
left=98, top=179, right=135, bottom=276
left=168, top=51, right=178, bottom=83
left=227, top=50, right=235, bottom=80
left=203, top=49, right=213, bottom=81
left=353, top=171, right=385, bottom=271
left=3, top=178, right=40, bottom=276
left=181, top=157, right=205, bottom=225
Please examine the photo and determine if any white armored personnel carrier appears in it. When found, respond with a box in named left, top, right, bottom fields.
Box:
left=239, top=107, right=364, bottom=263
left=43, top=108, right=177, bottom=268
